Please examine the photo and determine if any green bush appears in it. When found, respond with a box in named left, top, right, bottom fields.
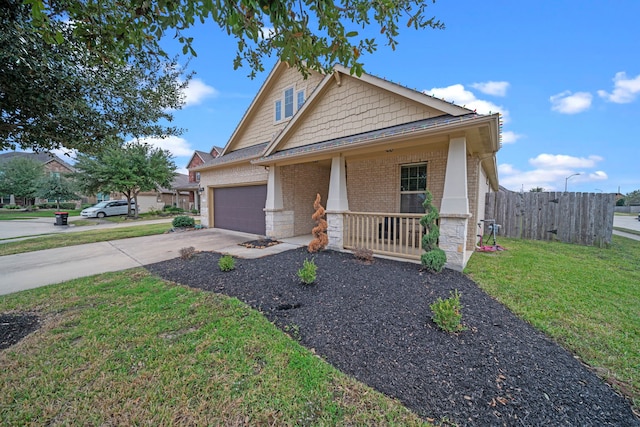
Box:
left=172, top=215, right=195, bottom=228
left=164, top=205, right=184, bottom=214
left=218, top=254, right=236, bottom=272
left=420, top=189, right=446, bottom=273
left=5, top=205, right=22, bottom=209
left=430, top=290, right=465, bottom=333
left=297, top=258, right=317, bottom=285
left=59, top=203, right=76, bottom=210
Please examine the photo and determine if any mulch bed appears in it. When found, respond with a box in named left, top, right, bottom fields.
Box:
left=0, top=313, right=39, bottom=350
left=238, top=238, right=281, bottom=249
left=146, top=248, right=639, bottom=426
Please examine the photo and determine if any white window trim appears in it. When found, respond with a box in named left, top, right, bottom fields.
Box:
left=274, top=85, right=306, bottom=124
left=399, top=162, right=428, bottom=213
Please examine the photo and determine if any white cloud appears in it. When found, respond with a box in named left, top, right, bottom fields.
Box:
left=498, top=153, right=607, bottom=191
left=182, top=78, right=218, bottom=107
left=471, top=81, right=509, bottom=97
left=501, top=131, right=523, bottom=145
left=529, top=154, right=603, bottom=169
left=260, top=26, right=275, bottom=40
left=175, top=167, right=189, bottom=175
left=597, top=71, right=640, bottom=103
left=549, top=91, right=592, bottom=114
left=424, top=84, right=509, bottom=121
left=136, top=136, right=194, bottom=158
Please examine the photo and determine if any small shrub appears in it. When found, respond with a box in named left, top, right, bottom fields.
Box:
left=190, top=208, right=199, bottom=215
left=429, top=290, right=465, bottom=333
left=164, top=205, right=184, bottom=214
left=421, top=250, right=447, bottom=273
left=59, top=202, right=76, bottom=210
left=179, top=246, right=196, bottom=260
left=218, top=254, right=236, bottom=272
left=353, top=247, right=374, bottom=263
left=297, top=258, right=317, bottom=285
left=172, top=215, right=195, bottom=228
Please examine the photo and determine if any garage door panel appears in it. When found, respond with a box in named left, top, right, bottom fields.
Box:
left=214, top=185, right=266, bottom=235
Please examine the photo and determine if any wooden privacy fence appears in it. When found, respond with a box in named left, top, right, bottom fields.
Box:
left=485, top=191, right=615, bottom=247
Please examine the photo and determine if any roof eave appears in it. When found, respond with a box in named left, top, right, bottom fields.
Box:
left=253, top=115, right=495, bottom=166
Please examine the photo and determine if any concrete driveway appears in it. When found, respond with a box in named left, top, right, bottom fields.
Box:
left=613, top=214, right=640, bottom=241
left=0, top=228, right=304, bottom=296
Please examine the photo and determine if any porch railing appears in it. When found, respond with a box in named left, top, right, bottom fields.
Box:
left=343, top=212, right=425, bottom=260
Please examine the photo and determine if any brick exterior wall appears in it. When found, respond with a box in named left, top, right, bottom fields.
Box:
left=281, top=163, right=331, bottom=236
left=346, top=148, right=448, bottom=213
left=188, top=156, right=204, bottom=183
left=45, top=160, right=73, bottom=175
left=465, top=155, right=480, bottom=250
left=233, top=67, right=324, bottom=151
left=278, top=75, right=443, bottom=152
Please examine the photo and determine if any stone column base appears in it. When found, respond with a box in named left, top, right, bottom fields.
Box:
left=265, top=209, right=294, bottom=238
left=326, top=211, right=345, bottom=250
left=438, top=214, right=470, bottom=271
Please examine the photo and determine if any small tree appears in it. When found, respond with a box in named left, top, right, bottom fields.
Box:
left=420, top=189, right=446, bottom=272
left=38, top=174, right=79, bottom=209
left=529, top=187, right=545, bottom=192
left=74, top=142, right=176, bottom=218
left=308, top=193, right=328, bottom=253
left=0, top=157, right=44, bottom=207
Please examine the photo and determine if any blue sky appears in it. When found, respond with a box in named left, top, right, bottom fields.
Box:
left=32, top=1, right=640, bottom=194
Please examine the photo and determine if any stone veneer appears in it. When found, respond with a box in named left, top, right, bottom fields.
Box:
left=438, top=214, right=470, bottom=271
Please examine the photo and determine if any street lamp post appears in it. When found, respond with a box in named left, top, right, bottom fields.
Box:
left=564, top=173, right=581, bottom=192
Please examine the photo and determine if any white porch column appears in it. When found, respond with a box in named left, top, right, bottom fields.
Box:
left=326, top=155, right=349, bottom=250
left=265, top=165, right=283, bottom=210
left=264, top=165, right=294, bottom=238
left=439, top=136, right=471, bottom=271
left=440, top=136, right=469, bottom=215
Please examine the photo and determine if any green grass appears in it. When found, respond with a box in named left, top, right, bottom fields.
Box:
left=0, top=270, right=429, bottom=426
left=0, top=209, right=82, bottom=220
left=0, top=223, right=170, bottom=256
left=465, top=235, right=640, bottom=409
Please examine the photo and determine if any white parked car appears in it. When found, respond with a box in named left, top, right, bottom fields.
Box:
left=81, top=200, right=136, bottom=218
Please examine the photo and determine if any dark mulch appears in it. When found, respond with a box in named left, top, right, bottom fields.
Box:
left=146, top=247, right=639, bottom=426
left=239, top=238, right=281, bottom=249
left=0, top=313, right=39, bottom=350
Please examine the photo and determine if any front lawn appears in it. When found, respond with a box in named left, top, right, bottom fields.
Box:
left=0, top=223, right=171, bottom=256
left=0, top=209, right=82, bottom=220
left=465, top=235, right=640, bottom=409
left=0, top=270, right=428, bottom=426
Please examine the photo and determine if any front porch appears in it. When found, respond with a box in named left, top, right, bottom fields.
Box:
left=263, top=136, right=475, bottom=271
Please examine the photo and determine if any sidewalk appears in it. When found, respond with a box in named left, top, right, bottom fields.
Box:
left=0, top=228, right=308, bottom=296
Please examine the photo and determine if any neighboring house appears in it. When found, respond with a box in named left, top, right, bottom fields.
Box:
left=0, top=151, right=77, bottom=206
left=131, top=174, right=193, bottom=213
left=192, top=62, right=501, bottom=270
left=180, top=147, right=223, bottom=212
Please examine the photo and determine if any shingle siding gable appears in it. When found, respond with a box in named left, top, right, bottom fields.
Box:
left=229, top=66, right=324, bottom=152
left=275, top=74, right=445, bottom=153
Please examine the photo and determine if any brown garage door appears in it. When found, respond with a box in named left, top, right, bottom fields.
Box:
left=213, top=185, right=267, bottom=235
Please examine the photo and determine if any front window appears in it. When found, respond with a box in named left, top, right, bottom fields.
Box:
left=275, top=100, right=282, bottom=121
left=297, top=90, right=305, bottom=110
left=284, top=87, right=294, bottom=118
left=400, top=163, right=427, bottom=213
left=195, top=172, right=201, bottom=182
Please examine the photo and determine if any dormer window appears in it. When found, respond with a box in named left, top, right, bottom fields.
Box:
left=275, top=86, right=305, bottom=123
